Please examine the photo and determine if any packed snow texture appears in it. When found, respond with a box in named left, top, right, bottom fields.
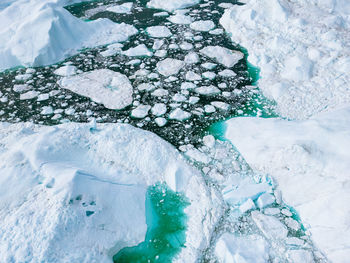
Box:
left=0, top=122, right=219, bottom=263
left=147, top=0, right=200, bottom=12
left=59, top=69, right=133, bottom=110
left=220, top=0, right=350, bottom=119
left=0, top=0, right=137, bottom=71
left=225, top=105, right=350, bottom=263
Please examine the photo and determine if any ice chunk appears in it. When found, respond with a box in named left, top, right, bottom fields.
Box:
left=185, top=71, right=201, bottom=81
left=107, top=2, right=133, bottom=13
left=54, top=65, right=77, bottom=77
left=131, top=105, right=151, bottom=119
left=200, top=46, right=244, bottom=68
left=184, top=52, right=200, bottom=64
left=151, top=103, right=167, bottom=116
left=156, top=58, right=184, bottom=76
left=190, top=20, right=215, bottom=32
left=251, top=211, right=288, bottom=240
left=59, top=69, right=133, bottom=110
left=155, top=117, right=167, bottom=127
left=169, top=108, right=191, bottom=121
left=211, top=101, right=230, bottom=111
left=167, top=14, right=193, bottom=24
left=239, top=199, right=256, bottom=213
left=256, top=193, right=275, bottom=209
left=202, top=71, right=216, bottom=80
left=215, top=233, right=270, bottom=263
left=146, top=26, right=172, bottom=38
left=218, top=69, right=236, bottom=77
left=122, top=44, right=153, bottom=57
left=137, top=83, right=155, bottom=92
left=20, top=90, right=39, bottom=100
left=195, top=85, right=220, bottom=96
left=147, top=0, right=200, bottom=12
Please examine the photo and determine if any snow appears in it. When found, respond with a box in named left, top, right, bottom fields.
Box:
left=122, top=44, right=153, bottom=57
left=106, top=2, right=133, bottom=14
left=146, top=26, right=172, bottom=38
left=147, top=0, right=200, bottom=12
left=224, top=105, right=350, bottom=262
left=220, top=0, right=350, bottom=119
left=0, top=122, right=219, bottom=262
left=200, top=46, right=244, bottom=68
left=59, top=69, right=133, bottom=110
left=215, top=233, right=270, bottom=263
left=0, top=0, right=137, bottom=71
left=156, top=58, right=184, bottom=76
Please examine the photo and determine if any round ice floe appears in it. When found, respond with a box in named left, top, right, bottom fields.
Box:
left=155, top=117, right=167, bottom=127
left=151, top=103, right=167, bottom=116
left=180, top=42, right=194, bottom=50
left=0, top=122, right=219, bottom=263
left=156, top=58, right=185, bottom=76
left=185, top=71, right=201, bottom=81
left=146, top=26, right=172, bottom=38
left=169, top=108, right=191, bottom=121
left=190, top=20, right=215, bottom=31
left=200, top=46, right=244, bottom=68
left=59, top=69, right=133, bottom=110
left=131, top=104, right=151, bottom=119
left=184, top=52, right=200, bottom=64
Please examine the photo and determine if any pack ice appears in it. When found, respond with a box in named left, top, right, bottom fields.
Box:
left=147, top=0, right=200, bottom=12
left=220, top=0, right=350, bottom=119
left=224, top=105, right=350, bottom=263
left=0, top=0, right=137, bottom=71
left=0, top=122, right=219, bottom=262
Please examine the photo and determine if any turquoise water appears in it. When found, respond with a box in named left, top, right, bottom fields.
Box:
left=113, top=183, right=189, bottom=263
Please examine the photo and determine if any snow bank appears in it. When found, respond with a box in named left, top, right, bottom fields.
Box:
left=0, top=0, right=137, bottom=71
left=147, top=0, right=200, bottom=12
left=220, top=0, right=350, bottom=119
left=0, top=122, right=219, bottom=262
left=224, top=105, right=350, bottom=262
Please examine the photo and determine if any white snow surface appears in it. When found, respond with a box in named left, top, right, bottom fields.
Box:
left=59, top=69, right=133, bottom=110
left=0, top=122, right=219, bottom=263
left=224, top=105, right=350, bottom=262
left=147, top=0, right=200, bottom=12
left=0, top=0, right=137, bottom=71
left=220, top=0, right=350, bottom=119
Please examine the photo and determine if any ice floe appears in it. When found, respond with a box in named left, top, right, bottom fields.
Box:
left=190, top=20, right=215, bottom=32
left=156, top=58, right=185, bottom=76
left=200, top=46, right=244, bottom=68
left=147, top=0, right=200, bottom=12
left=59, top=69, right=133, bottom=110
left=146, top=26, right=172, bottom=38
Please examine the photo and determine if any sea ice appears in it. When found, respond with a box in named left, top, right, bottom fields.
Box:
left=147, top=0, right=200, bottom=12
left=146, top=26, right=172, bottom=38
left=156, top=58, right=184, bottom=76
left=190, top=20, right=215, bottom=32
left=59, top=69, right=133, bottom=110
left=122, top=44, right=153, bottom=57
left=131, top=105, right=151, bottom=119
left=169, top=108, right=191, bottom=121
left=106, top=2, right=133, bottom=13
left=200, top=46, right=244, bottom=68
left=195, top=85, right=220, bottom=96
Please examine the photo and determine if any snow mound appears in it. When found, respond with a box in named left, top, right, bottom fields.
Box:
left=220, top=0, right=350, bottom=119
left=0, top=0, right=137, bottom=71
left=224, top=105, right=350, bottom=262
left=147, top=0, right=200, bottom=12
left=59, top=69, right=133, bottom=110
left=0, top=122, right=219, bottom=262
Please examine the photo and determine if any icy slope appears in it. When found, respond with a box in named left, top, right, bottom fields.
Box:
left=0, top=122, right=219, bottom=262
left=224, top=105, right=350, bottom=262
left=220, top=0, right=350, bottom=119
left=0, top=0, right=137, bottom=71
